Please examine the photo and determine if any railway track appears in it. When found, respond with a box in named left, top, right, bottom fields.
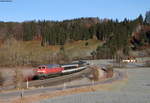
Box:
left=0, top=69, right=125, bottom=100
left=22, top=66, right=91, bottom=88
left=0, top=66, right=91, bottom=90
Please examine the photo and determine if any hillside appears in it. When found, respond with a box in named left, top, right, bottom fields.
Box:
left=0, top=39, right=102, bottom=67
left=0, top=12, right=150, bottom=66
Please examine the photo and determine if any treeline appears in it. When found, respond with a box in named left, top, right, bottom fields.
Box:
left=0, top=15, right=149, bottom=46
left=0, top=11, right=150, bottom=60
left=0, top=14, right=149, bottom=45
left=0, top=18, right=100, bottom=45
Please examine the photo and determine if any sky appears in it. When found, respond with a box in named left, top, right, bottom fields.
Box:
left=0, top=0, right=150, bottom=22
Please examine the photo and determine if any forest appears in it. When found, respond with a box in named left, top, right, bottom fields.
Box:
left=0, top=11, right=150, bottom=66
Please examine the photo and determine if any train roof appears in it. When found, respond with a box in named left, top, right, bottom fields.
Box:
left=38, top=64, right=60, bottom=68
left=61, top=63, right=78, bottom=67
left=72, top=60, right=86, bottom=64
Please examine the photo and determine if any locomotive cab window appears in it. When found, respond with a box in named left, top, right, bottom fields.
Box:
left=64, top=66, right=76, bottom=70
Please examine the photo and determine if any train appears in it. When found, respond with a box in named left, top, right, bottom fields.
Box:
left=33, top=61, right=89, bottom=80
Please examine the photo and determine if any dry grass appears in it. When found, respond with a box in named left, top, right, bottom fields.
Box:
left=11, top=73, right=128, bottom=103
left=62, top=39, right=101, bottom=59
left=13, top=68, right=24, bottom=89
left=12, top=85, right=112, bottom=103
left=0, top=39, right=101, bottom=67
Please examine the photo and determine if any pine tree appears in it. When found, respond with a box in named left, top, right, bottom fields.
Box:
left=145, top=10, right=150, bottom=24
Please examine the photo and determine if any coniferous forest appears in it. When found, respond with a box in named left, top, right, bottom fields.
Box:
left=0, top=11, right=150, bottom=66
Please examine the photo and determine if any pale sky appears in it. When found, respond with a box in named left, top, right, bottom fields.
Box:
left=0, top=0, right=149, bottom=22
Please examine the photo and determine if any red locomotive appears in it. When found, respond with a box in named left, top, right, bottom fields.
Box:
left=33, top=64, right=64, bottom=79
left=35, top=64, right=63, bottom=74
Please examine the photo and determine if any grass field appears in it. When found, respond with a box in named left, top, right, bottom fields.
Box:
left=23, top=39, right=102, bottom=58
left=0, top=39, right=102, bottom=67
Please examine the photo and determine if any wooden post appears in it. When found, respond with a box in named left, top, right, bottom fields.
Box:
left=26, top=79, right=29, bottom=89
left=63, top=82, right=66, bottom=90
left=20, top=90, right=24, bottom=103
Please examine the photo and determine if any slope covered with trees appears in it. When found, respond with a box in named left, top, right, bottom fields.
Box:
left=0, top=11, right=150, bottom=66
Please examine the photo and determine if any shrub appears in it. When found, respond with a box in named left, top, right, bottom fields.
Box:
left=91, top=66, right=99, bottom=81
left=0, top=72, right=4, bottom=86
left=145, top=60, right=150, bottom=67
left=106, top=66, right=113, bottom=78
left=13, top=68, right=24, bottom=89
left=85, top=42, right=89, bottom=46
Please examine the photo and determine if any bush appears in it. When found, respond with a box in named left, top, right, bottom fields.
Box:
left=85, top=42, right=89, bottom=46
left=90, top=66, right=99, bottom=81
left=106, top=66, right=113, bottom=78
left=145, top=61, right=150, bottom=67
left=0, top=72, right=4, bottom=86
left=13, top=68, right=24, bottom=89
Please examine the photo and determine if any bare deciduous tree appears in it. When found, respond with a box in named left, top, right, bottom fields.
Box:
left=13, top=68, right=24, bottom=89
